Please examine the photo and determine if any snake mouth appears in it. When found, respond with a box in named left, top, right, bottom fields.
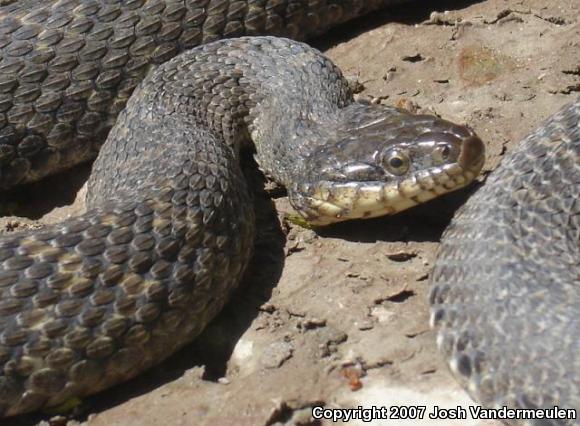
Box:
left=290, top=134, right=485, bottom=226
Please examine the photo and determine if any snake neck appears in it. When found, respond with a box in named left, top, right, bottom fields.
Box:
left=86, top=36, right=352, bottom=204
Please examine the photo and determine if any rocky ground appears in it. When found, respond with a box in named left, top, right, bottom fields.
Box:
left=1, top=0, right=578, bottom=425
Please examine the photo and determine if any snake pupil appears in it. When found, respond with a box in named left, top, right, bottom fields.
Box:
left=382, top=148, right=410, bottom=176
left=390, top=158, right=404, bottom=168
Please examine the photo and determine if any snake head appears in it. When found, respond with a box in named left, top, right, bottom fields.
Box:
left=289, top=103, right=485, bottom=225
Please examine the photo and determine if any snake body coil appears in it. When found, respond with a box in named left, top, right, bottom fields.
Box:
left=0, top=0, right=409, bottom=190
left=0, top=0, right=576, bottom=422
left=0, top=0, right=486, bottom=417
left=430, top=99, right=580, bottom=425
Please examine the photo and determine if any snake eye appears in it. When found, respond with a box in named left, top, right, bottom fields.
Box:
left=382, top=149, right=410, bottom=176
left=432, top=143, right=453, bottom=165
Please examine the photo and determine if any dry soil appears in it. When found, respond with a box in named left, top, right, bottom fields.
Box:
left=1, top=1, right=579, bottom=425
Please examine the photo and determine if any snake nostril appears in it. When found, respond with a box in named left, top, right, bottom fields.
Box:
left=459, top=136, right=485, bottom=170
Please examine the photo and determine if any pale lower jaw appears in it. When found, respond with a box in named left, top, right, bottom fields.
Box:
left=295, top=160, right=484, bottom=226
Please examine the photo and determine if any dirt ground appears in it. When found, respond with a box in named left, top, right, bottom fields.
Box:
left=1, top=1, right=579, bottom=425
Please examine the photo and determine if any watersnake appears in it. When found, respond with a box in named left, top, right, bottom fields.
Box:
left=0, top=0, right=485, bottom=416
left=0, top=0, right=575, bottom=423
left=430, top=98, right=580, bottom=424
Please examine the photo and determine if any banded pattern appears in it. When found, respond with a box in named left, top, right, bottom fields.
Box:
left=0, top=25, right=483, bottom=416
left=0, top=0, right=406, bottom=189
left=430, top=98, right=580, bottom=425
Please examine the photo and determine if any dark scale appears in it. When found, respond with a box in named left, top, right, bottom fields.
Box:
left=0, top=0, right=490, bottom=418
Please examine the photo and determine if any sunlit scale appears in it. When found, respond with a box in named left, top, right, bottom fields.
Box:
left=399, top=176, right=422, bottom=198
left=415, top=170, right=436, bottom=190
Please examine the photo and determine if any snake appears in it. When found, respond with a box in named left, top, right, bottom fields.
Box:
left=0, top=0, right=486, bottom=417
left=0, top=0, right=573, bottom=423
left=430, top=98, right=580, bottom=424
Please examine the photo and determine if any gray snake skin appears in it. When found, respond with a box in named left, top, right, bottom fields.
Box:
left=430, top=98, right=580, bottom=425
left=0, top=0, right=488, bottom=417
left=0, top=0, right=410, bottom=190
left=0, top=0, right=574, bottom=423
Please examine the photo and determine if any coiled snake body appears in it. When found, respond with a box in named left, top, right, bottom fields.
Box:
left=430, top=99, right=580, bottom=424
left=0, top=0, right=575, bottom=423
